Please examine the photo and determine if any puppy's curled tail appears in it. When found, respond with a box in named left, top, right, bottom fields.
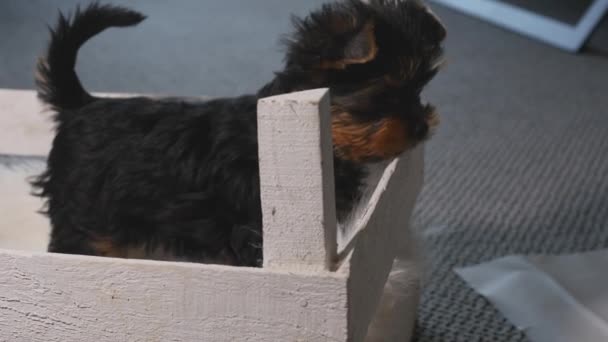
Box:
left=36, top=3, right=145, bottom=111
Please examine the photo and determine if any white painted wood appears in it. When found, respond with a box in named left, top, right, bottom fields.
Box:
left=365, top=153, right=424, bottom=342
left=0, top=159, right=49, bottom=252
left=257, top=88, right=338, bottom=271
left=366, top=258, right=422, bottom=342
left=0, top=249, right=349, bottom=342
left=340, top=147, right=424, bottom=341
left=0, top=89, right=54, bottom=156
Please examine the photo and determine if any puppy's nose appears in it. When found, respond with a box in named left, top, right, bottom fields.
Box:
left=412, top=121, right=429, bottom=140
left=424, top=5, right=447, bottom=41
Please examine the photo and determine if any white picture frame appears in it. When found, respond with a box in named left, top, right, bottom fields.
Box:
left=431, top=0, right=608, bottom=52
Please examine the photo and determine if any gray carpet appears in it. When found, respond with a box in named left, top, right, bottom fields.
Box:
left=412, top=5, right=608, bottom=342
left=1, top=1, right=608, bottom=341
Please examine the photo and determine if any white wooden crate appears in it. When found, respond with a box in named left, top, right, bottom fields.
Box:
left=0, top=88, right=423, bottom=341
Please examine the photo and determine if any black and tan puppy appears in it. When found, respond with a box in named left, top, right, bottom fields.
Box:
left=33, top=0, right=445, bottom=267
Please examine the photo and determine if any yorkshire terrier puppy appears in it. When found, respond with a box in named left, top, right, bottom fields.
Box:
left=34, top=0, right=445, bottom=267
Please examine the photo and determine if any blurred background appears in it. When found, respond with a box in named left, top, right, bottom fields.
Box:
left=1, top=1, right=607, bottom=341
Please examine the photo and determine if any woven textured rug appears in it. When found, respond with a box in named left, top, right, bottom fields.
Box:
left=411, top=6, right=608, bottom=342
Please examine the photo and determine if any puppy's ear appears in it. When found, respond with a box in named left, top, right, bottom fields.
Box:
left=319, top=20, right=378, bottom=69
left=285, top=2, right=378, bottom=70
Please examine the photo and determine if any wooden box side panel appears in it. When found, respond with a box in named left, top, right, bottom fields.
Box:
left=0, top=89, right=54, bottom=156
left=0, top=250, right=348, bottom=342
left=257, top=88, right=337, bottom=271
left=0, top=158, right=49, bottom=252
left=343, top=146, right=424, bottom=341
left=0, top=87, right=425, bottom=341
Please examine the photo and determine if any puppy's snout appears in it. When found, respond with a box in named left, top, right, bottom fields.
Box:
left=415, top=3, right=447, bottom=43
left=425, top=6, right=447, bottom=41
left=412, top=121, right=429, bottom=140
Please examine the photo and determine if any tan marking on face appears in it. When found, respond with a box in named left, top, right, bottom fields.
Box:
left=331, top=111, right=409, bottom=162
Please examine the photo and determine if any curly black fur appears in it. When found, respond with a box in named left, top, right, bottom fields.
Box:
left=33, top=1, right=445, bottom=267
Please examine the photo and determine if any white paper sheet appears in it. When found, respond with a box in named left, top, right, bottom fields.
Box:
left=455, top=249, right=608, bottom=342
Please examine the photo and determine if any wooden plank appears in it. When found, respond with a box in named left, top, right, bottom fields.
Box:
left=0, top=158, right=49, bottom=253
left=339, top=146, right=424, bottom=341
left=366, top=258, right=422, bottom=342
left=0, top=249, right=348, bottom=342
left=0, top=89, right=54, bottom=156
left=257, top=88, right=337, bottom=271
